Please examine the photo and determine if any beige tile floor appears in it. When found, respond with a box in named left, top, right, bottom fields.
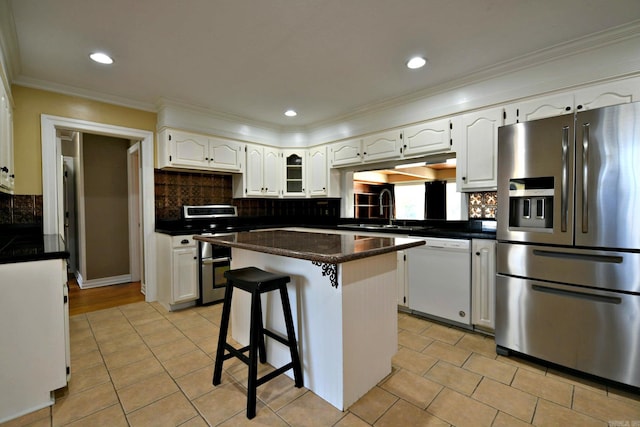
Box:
left=3, top=302, right=640, bottom=427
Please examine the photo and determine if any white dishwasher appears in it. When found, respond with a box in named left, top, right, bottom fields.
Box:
left=407, top=237, right=471, bottom=326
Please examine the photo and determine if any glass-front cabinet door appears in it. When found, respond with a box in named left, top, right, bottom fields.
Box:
left=282, top=150, right=306, bottom=197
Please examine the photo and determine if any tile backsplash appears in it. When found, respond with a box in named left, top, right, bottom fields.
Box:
left=468, top=191, right=497, bottom=219
left=154, top=169, right=340, bottom=221
left=0, top=193, right=43, bottom=225
left=154, top=169, right=233, bottom=220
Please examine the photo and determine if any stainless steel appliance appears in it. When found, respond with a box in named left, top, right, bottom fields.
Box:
left=182, top=205, right=237, bottom=305
left=496, top=102, right=640, bottom=388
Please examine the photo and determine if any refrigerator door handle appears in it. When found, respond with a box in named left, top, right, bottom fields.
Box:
left=532, top=248, right=623, bottom=264
left=581, top=123, right=590, bottom=234
left=531, top=284, right=621, bottom=305
left=561, top=126, right=569, bottom=233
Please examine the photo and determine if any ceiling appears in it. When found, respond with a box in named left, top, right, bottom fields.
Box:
left=6, top=0, right=640, bottom=128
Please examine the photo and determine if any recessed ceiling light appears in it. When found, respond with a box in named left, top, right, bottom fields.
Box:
left=90, top=52, right=114, bottom=65
left=284, top=110, right=297, bottom=117
left=406, top=56, right=426, bottom=69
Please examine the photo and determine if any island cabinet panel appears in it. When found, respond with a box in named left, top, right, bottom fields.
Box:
left=229, top=248, right=397, bottom=411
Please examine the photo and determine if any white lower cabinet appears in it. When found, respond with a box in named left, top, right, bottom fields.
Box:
left=0, top=259, right=68, bottom=423
left=156, top=234, right=199, bottom=310
left=471, top=239, right=496, bottom=332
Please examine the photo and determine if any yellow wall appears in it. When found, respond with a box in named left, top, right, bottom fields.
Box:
left=11, top=85, right=157, bottom=194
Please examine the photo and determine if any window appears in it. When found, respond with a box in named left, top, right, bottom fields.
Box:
left=394, top=183, right=425, bottom=220
left=446, top=182, right=463, bottom=220
left=394, top=181, right=464, bottom=220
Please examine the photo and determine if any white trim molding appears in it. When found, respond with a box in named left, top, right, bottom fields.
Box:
left=40, top=115, right=157, bottom=302
left=78, top=274, right=133, bottom=289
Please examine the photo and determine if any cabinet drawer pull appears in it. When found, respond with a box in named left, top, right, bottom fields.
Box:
left=181, top=239, right=190, bottom=245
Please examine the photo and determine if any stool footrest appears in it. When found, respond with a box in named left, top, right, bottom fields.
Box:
left=263, top=328, right=294, bottom=347
left=256, top=363, right=295, bottom=387
left=223, top=344, right=252, bottom=365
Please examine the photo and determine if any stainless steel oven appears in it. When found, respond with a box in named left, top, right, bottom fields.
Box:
left=199, top=237, right=231, bottom=305
left=180, top=204, right=238, bottom=305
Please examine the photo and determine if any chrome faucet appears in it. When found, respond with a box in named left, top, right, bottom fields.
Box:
left=379, top=188, right=394, bottom=224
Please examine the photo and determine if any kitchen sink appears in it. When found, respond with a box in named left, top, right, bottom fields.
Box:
left=338, top=223, right=423, bottom=232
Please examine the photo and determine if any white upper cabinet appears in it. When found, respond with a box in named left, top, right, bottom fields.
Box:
left=307, top=146, right=328, bottom=197
left=244, top=144, right=280, bottom=197
left=401, top=118, right=452, bottom=158
left=362, top=130, right=402, bottom=162
left=330, top=139, right=363, bottom=167
left=574, top=76, right=640, bottom=111
left=208, top=137, right=244, bottom=171
left=282, top=150, right=306, bottom=197
left=0, top=84, right=14, bottom=193
left=170, top=130, right=208, bottom=167
left=504, top=93, right=573, bottom=125
left=456, top=107, right=503, bottom=192
left=504, top=76, right=640, bottom=125
left=157, top=128, right=242, bottom=172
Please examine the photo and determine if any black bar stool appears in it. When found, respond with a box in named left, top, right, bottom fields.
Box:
left=212, top=266, right=303, bottom=419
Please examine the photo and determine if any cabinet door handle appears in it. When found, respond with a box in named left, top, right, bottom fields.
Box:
left=475, top=251, right=481, bottom=256
left=181, top=239, right=189, bottom=244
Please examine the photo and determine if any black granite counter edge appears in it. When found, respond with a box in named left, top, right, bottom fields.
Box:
left=156, top=218, right=496, bottom=240
left=0, top=232, right=70, bottom=265
left=194, top=234, right=426, bottom=264
left=0, top=250, right=70, bottom=265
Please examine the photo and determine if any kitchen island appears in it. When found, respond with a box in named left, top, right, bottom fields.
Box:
left=194, top=229, right=425, bottom=410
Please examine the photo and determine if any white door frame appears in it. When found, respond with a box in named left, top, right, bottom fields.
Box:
left=127, top=142, right=143, bottom=284
left=41, top=115, right=156, bottom=301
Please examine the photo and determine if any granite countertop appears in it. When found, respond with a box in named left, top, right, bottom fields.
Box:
left=194, top=229, right=426, bottom=264
left=156, top=218, right=496, bottom=240
left=0, top=232, right=69, bottom=264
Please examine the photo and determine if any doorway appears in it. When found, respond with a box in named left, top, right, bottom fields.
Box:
left=41, top=115, right=156, bottom=301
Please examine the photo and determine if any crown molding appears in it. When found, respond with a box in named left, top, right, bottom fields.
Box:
left=12, top=76, right=157, bottom=112
left=156, top=97, right=286, bottom=134
left=305, top=19, right=640, bottom=132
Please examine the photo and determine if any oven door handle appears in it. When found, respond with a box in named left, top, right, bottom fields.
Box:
left=201, top=257, right=231, bottom=265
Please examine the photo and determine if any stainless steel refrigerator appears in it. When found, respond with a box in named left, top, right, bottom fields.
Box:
left=496, top=102, right=640, bottom=388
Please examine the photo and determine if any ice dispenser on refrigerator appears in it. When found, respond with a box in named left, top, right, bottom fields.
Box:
left=507, top=177, right=554, bottom=230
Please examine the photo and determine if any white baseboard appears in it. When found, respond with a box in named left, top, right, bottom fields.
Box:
left=78, top=274, right=132, bottom=289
